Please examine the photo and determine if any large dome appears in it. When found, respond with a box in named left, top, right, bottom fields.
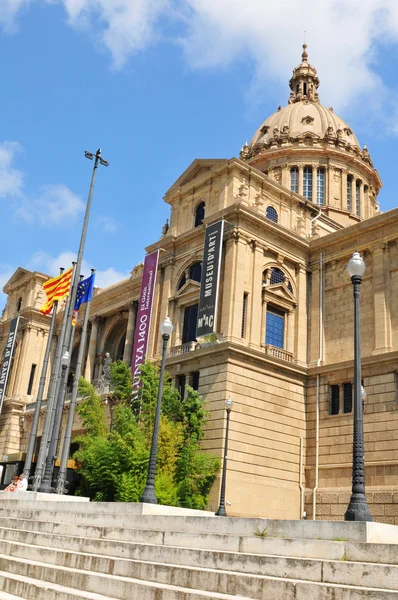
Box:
left=250, top=101, right=360, bottom=149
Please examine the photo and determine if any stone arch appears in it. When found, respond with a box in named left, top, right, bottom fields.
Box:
left=262, top=263, right=296, bottom=296
left=103, top=318, right=128, bottom=362
left=175, top=256, right=203, bottom=292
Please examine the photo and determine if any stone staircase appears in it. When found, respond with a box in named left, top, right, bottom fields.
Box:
left=0, top=500, right=397, bottom=598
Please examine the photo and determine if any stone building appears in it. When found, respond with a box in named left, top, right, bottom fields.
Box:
left=1, top=46, right=398, bottom=522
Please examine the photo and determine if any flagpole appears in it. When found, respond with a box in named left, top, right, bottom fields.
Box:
left=56, top=270, right=94, bottom=495
left=32, top=265, right=76, bottom=491
left=22, top=270, right=64, bottom=481
left=38, top=149, right=107, bottom=494
left=39, top=272, right=82, bottom=493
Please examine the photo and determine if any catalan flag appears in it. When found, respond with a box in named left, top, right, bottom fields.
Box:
left=40, top=267, right=73, bottom=315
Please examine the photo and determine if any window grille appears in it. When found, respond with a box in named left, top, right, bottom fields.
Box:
left=266, top=307, right=285, bottom=348
left=27, top=364, right=37, bottom=395
left=290, top=168, right=299, bottom=193
left=347, top=176, right=353, bottom=212
left=189, top=262, right=202, bottom=282
left=176, top=374, right=186, bottom=400
left=303, top=167, right=312, bottom=200
left=194, top=202, right=205, bottom=227
left=182, top=303, right=198, bottom=344
left=317, top=168, right=325, bottom=206
left=329, top=385, right=340, bottom=415
left=287, top=281, right=293, bottom=293
left=356, top=181, right=361, bottom=216
left=241, top=293, right=248, bottom=338
left=343, top=382, right=353, bottom=413
left=270, top=268, right=285, bottom=285
left=266, top=206, right=278, bottom=223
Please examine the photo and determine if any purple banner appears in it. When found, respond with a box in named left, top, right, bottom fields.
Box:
left=131, top=250, right=159, bottom=402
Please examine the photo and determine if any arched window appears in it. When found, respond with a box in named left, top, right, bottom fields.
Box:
left=266, top=206, right=278, bottom=223
left=290, top=167, right=299, bottom=193
left=177, top=273, right=187, bottom=290
left=347, top=175, right=353, bottom=212
left=189, top=262, right=202, bottom=282
left=303, top=167, right=312, bottom=200
left=270, top=267, right=285, bottom=285
left=16, top=297, right=22, bottom=312
left=317, top=168, right=325, bottom=206
left=356, top=181, right=361, bottom=216
left=194, top=202, right=205, bottom=227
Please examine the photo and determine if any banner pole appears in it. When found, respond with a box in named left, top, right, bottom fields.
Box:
left=32, top=268, right=76, bottom=491
left=22, top=278, right=62, bottom=481
left=55, top=271, right=94, bottom=494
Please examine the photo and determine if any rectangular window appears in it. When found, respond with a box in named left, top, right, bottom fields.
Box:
left=241, top=293, right=248, bottom=338
left=317, top=168, right=325, bottom=206
left=265, top=307, right=285, bottom=349
left=329, top=384, right=340, bottom=415
left=356, top=181, right=361, bottom=216
left=190, top=371, right=200, bottom=391
left=303, top=166, right=313, bottom=200
left=290, top=167, right=299, bottom=193
left=182, top=303, right=198, bottom=344
left=343, top=382, right=353, bottom=413
left=27, top=364, right=37, bottom=395
left=176, top=374, right=186, bottom=400
left=347, top=176, right=353, bottom=212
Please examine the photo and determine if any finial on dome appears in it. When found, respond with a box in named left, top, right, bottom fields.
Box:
left=302, top=43, right=308, bottom=62
left=288, top=43, right=320, bottom=104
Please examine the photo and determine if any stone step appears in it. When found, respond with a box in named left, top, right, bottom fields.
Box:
left=0, top=548, right=397, bottom=600
left=2, top=536, right=398, bottom=594
left=0, top=523, right=347, bottom=565
left=0, top=570, right=122, bottom=599
left=0, top=502, right=395, bottom=543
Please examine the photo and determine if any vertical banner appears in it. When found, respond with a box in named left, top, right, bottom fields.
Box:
left=0, top=316, right=20, bottom=415
left=197, top=220, right=225, bottom=338
left=131, top=250, right=160, bottom=403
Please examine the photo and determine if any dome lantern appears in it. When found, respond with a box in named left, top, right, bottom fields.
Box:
left=288, top=44, right=320, bottom=104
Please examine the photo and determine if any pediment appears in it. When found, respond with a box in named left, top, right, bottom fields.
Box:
left=263, top=283, right=296, bottom=309
left=176, top=279, right=201, bottom=298
left=165, top=159, right=228, bottom=196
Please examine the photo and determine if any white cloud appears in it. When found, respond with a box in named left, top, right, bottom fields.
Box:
left=6, top=1, right=398, bottom=119
left=61, top=0, right=170, bottom=69
left=32, top=184, right=85, bottom=225
left=0, top=141, right=24, bottom=198
left=27, top=250, right=129, bottom=288
left=0, top=0, right=31, bottom=33
left=95, top=215, right=118, bottom=233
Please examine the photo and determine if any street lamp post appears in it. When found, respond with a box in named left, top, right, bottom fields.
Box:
left=140, top=316, right=173, bottom=504
left=216, top=396, right=233, bottom=517
left=344, top=251, right=372, bottom=522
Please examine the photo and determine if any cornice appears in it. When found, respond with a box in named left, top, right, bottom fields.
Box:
left=308, top=349, right=398, bottom=378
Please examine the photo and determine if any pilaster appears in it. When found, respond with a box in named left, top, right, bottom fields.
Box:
left=372, top=245, right=392, bottom=354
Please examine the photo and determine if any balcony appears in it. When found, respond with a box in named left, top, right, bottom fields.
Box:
left=264, top=344, right=294, bottom=363
left=168, top=342, right=197, bottom=358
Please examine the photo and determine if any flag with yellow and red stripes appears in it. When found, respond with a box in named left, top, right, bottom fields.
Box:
left=40, top=267, right=73, bottom=315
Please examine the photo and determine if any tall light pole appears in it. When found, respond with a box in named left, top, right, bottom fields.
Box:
left=344, top=251, right=372, bottom=522
left=216, top=396, right=233, bottom=517
left=141, top=316, right=173, bottom=504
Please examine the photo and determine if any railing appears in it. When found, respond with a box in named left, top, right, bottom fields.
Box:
left=168, top=342, right=197, bottom=358
left=264, top=344, right=294, bottom=362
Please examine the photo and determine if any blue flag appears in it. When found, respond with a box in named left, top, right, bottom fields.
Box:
left=74, top=273, right=95, bottom=311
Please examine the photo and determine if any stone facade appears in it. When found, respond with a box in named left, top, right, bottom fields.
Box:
left=0, top=46, right=397, bottom=520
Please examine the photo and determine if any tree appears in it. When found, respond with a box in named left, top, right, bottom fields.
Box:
left=73, top=361, right=219, bottom=509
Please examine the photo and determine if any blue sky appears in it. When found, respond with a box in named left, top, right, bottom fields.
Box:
left=1, top=0, right=398, bottom=307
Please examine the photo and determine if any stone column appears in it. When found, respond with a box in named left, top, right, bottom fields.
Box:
left=294, top=264, right=307, bottom=365
left=341, top=170, right=348, bottom=212
left=248, top=241, right=264, bottom=349
left=372, top=246, right=392, bottom=354
left=220, top=234, right=238, bottom=340
left=359, top=182, right=364, bottom=219
left=286, top=309, right=294, bottom=353
left=298, top=165, right=304, bottom=197
left=84, top=317, right=99, bottom=382
left=312, top=166, right=317, bottom=204
left=281, top=164, right=289, bottom=189
left=327, top=166, right=333, bottom=208
left=261, top=298, right=267, bottom=345
left=123, top=301, right=137, bottom=366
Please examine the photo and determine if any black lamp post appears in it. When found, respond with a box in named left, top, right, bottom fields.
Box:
left=216, top=396, right=233, bottom=517
left=140, top=316, right=173, bottom=504
left=344, top=251, right=372, bottom=522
